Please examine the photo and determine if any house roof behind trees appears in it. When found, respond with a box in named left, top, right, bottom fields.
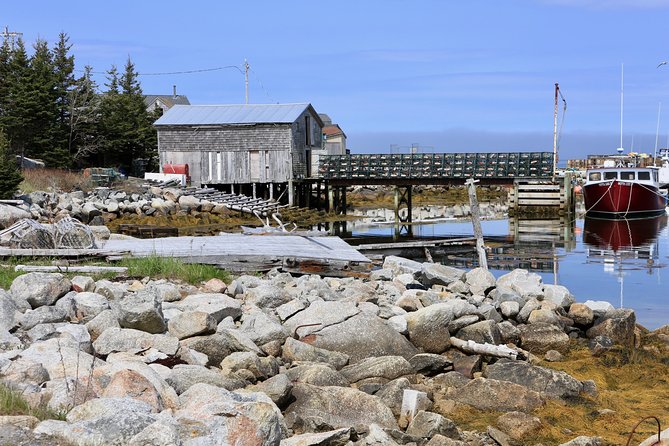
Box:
left=154, top=103, right=323, bottom=126
left=144, top=95, right=191, bottom=108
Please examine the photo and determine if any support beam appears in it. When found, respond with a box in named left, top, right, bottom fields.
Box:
left=465, top=178, right=488, bottom=270
left=288, top=179, right=294, bottom=206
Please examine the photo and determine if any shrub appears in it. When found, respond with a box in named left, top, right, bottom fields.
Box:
left=0, top=131, right=23, bottom=199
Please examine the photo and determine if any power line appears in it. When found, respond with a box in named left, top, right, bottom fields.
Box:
left=78, top=65, right=245, bottom=76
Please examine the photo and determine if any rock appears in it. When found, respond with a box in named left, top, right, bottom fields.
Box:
left=340, top=356, right=413, bottom=383
left=276, top=299, right=307, bottom=322
left=406, top=410, right=461, bottom=440
left=497, top=269, right=543, bottom=300
left=71, top=275, right=95, bottom=293
left=559, top=436, right=602, bottom=446
left=383, top=256, right=423, bottom=276
left=280, top=428, right=353, bottom=446
left=175, top=383, right=285, bottom=446
left=284, top=364, right=350, bottom=387
left=405, top=301, right=478, bottom=354
left=245, top=373, right=293, bottom=408
left=543, top=284, right=575, bottom=308
left=490, top=286, right=526, bottom=309
left=127, top=416, right=181, bottom=446
left=586, top=309, right=636, bottom=346
left=168, top=292, right=242, bottom=322
left=358, top=424, right=402, bottom=445
left=0, top=204, right=31, bottom=229
left=307, top=313, right=418, bottom=363
left=177, top=194, right=201, bottom=211
left=167, top=310, right=217, bottom=340
left=528, top=308, right=565, bottom=326
left=418, top=264, right=466, bottom=287
left=451, top=354, right=481, bottom=378
left=95, top=279, right=126, bottom=301
left=220, top=351, right=278, bottom=381
left=117, top=291, right=166, bottom=334
left=370, top=268, right=394, bottom=281
left=429, top=372, right=470, bottom=390
left=377, top=378, right=413, bottom=418
left=202, top=278, right=227, bottom=293
left=409, top=353, right=453, bottom=376
left=20, top=306, right=68, bottom=330
left=85, top=309, right=120, bottom=341
left=245, top=284, right=292, bottom=308
left=582, top=300, right=615, bottom=318
left=465, top=267, right=496, bottom=296
left=0, top=293, right=22, bottom=332
left=100, top=368, right=167, bottom=411
left=544, top=350, right=564, bottom=362
left=455, top=320, right=501, bottom=345
left=282, top=337, right=349, bottom=370
left=283, top=301, right=360, bottom=337
left=285, top=383, right=398, bottom=433
left=485, top=359, right=583, bottom=399
left=166, top=364, right=245, bottom=394
left=568, top=303, right=595, bottom=326
left=425, top=435, right=467, bottom=446
left=496, top=411, right=542, bottom=441
left=498, top=321, right=521, bottom=344
left=499, top=301, right=520, bottom=318
left=519, top=322, right=570, bottom=354
left=487, top=426, right=514, bottom=446
left=180, top=332, right=254, bottom=367
left=447, top=315, right=480, bottom=334
left=10, top=273, right=71, bottom=308
left=146, top=282, right=181, bottom=303
left=71, top=292, right=110, bottom=322
left=588, top=335, right=614, bottom=356
left=448, top=377, right=544, bottom=412
left=93, top=327, right=179, bottom=356
left=239, top=310, right=289, bottom=346
left=20, top=337, right=103, bottom=380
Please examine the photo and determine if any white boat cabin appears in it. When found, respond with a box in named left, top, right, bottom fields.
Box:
left=586, top=167, right=659, bottom=185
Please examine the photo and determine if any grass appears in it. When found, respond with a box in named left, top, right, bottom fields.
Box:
left=438, top=340, right=669, bottom=445
left=118, top=255, right=230, bottom=285
left=19, top=168, right=94, bottom=194
left=0, top=382, right=66, bottom=421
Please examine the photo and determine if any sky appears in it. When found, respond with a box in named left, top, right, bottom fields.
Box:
left=5, top=0, right=669, bottom=162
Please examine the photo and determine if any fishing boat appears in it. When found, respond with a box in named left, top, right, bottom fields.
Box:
left=583, top=166, right=668, bottom=219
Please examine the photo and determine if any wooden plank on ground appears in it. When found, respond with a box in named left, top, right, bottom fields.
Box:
left=15, top=265, right=128, bottom=273
left=356, top=237, right=476, bottom=250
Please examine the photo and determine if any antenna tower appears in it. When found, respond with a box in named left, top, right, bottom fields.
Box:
left=1, top=26, right=23, bottom=49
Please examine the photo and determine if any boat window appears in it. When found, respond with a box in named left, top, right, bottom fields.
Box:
left=638, top=171, right=650, bottom=180
left=588, top=172, right=601, bottom=181
left=620, top=171, right=635, bottom=180
left=604, top=171, right=618, bottom=180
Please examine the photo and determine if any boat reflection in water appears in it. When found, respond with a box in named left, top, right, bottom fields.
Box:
left=583, top=215, right=667, bottom=307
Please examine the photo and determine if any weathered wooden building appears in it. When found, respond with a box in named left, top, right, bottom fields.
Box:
left=154, top=103, right=328, bottom=202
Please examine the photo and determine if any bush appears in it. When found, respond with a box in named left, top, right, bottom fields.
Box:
left=0, top=131, right=23, bottom=199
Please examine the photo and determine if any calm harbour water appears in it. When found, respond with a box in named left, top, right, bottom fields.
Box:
left=349, top=215, right=669, bottom=330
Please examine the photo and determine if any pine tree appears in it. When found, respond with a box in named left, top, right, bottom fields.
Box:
left=0, top=130, right=23, bottom=199
left=2, top=39, right=31, bottom=161
left=69, top=66, right=102, bottom=165
left=51, top=32, right=75, bottom=164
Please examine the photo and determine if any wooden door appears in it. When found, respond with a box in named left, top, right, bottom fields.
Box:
left=250, top=150, right=261, bottom=182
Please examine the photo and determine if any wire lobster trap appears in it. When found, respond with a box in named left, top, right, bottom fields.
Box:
left=54, top=216, right=96, bottom=249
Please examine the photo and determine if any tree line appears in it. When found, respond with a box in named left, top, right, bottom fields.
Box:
left=0, top=32, right=159, bottom=175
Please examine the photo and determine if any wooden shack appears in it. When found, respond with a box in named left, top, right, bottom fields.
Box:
left=154, top=103, right=327, bottom=203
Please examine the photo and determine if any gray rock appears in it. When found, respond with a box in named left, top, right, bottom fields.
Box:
left=167, top=311, right=216, bottom=340
left=406, top=410, right=461, bottom=440
left=20, top=306, right=68, bottom=330
left=245, top=284, right=292, bottom=308
left=456, top=320, right=501, bottom=345
left=543, top=284, right=575, bottom=308
left=519, top=322, right=570, bottom=354
left=428, top=371, right=470, bottom=390
left=409, top=353, right=453, bottom=376
left=405, top=301, right=478, bottom=353
left=0, top=295, right=21, bottom=332
left=276, top=299, right=307, bottom=322
left=465, top=267, right=496, bottom=296
left=586, top=308, right=636, bottom=346
left=93, top=327, right=179, bottom=356
left=166, top=364, right=245, bottom=394
left=582, top=300, right=615, bottom=318
left=418, top=264, right=466, bottom=287
left=71, top=291, right=110, bottom=322
left=10, top=273, right=71, bottom=308
left=85, top=309, right=120, bottom=341
left=496, top=411, right=542, bottom=441
left=0, top=204, right=31, bottom=229
left=499, top=301, right=520, bottom=318
left=284, top=364, right=350, bottom=387
left=20, top=337, right=103, bottom=380
left=517, top=298, right=541, bottom=324
left=588, top=335, right=614, bottom=356
left=71, top=275, right=95, bottom=293
left=308, top=313, right=418, bottom=363
left=282, top=337, right=349, bottom=370
left=245, top=373, right=293, bottom=407
left=146, top=282, right=181, bottom=303
left=448, top=377, right=544, bottom=412
left=283, top=300, right=360, bottom=337
left=280, top=428, right=353, bottom=446
left=95, top=279, right=126, bottom=301
left=568, top=303, right=595, bottom=326
left=175, top=383, right=285, bottom=446
left=497, top=320, right=521, bottom=344
left=489, top=286, right=526, bottom=309
left=383, top=256, right=423, bottom=275
left=340, top=356, right=413, bottom=383
left=358, top=424, right=402, bottom=445
left=220, top=351, right=278, bottom=381
left=118, top=290, right=166, bottom=334
left=447, top=315, right=480, bottom=334
left=180, top=332, right=253, bottom=367
left=559, top=436, right=602, bottom=446
left=285, top=383, right=399, bottom=433
left=375, top=377, right=412, bottom=417
left=496, top=269, right=543, bottom=300
left=128, top=417, right=181, bottom=446
left=485, top=359, right=583, bottom=399
left=370, top=268, right=394, bottom=281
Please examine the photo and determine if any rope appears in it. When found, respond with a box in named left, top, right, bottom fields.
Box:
left=582, top=180, right=616, bottom=217
left=621, top=181, right=633, bottom=219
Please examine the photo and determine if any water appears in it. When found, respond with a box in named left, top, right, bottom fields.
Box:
left=348, top=215, right=669, bottom=330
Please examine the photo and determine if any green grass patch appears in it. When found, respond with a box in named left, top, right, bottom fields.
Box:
left=0, top=382, right=66, bottom=421
left=119, top=255, right=230, bottom=285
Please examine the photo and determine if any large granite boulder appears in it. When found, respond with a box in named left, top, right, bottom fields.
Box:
left=448, top=377, right=544, bottom=412
left=485, top=359, right=583, bottom=399
left=117, top=290, right=166, bottom=334
left=10, top=273, right=71, bottom=309
left=405, top=301, right=478, bottom=354
left=519, top=322, right=570, bottom=354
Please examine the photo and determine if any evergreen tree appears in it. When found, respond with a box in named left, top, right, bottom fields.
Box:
left=68, top=66, right=102, bottom=165
left=0, top=130, right=23, bottom=199
left=0, top=41, right=12, bottom=120
left=2, top=39, right=31, bottom=160
left=51, top=32, right=75, bottom=163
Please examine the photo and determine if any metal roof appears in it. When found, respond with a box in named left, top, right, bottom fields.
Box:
left=154, top=103, right=315, bottom=126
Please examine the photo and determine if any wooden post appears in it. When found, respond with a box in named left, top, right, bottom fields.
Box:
left=465, top=178, right=488, bottom=270
left=328, top=187, right=335, bottom=213
left=269, top=183, right=274, bottom=201
left=288, top=179, right=294, bottom=206
left=252, top=183, right=257, bottom=199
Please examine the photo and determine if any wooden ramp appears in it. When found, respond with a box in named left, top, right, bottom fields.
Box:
left=102, top=234, right=371, bottom=277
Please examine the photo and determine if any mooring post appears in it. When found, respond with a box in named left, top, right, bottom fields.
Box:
left=465, top=178, right=488, bottom=270
left=288, top=179, right=294, bottom=206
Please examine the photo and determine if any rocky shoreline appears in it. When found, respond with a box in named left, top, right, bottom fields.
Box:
left=0, top=256, right=665, bottom=445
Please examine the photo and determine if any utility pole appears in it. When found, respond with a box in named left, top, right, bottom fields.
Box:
left=1, top=25, right=23, bottom=49
left=244, top=59, right=250, bottom=104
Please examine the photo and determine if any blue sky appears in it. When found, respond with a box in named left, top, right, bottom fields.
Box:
left=5, top=0, right=669, bottom=161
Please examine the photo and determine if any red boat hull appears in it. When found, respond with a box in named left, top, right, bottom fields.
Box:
left=583, top=180, right=667, bottom=219
left=583, top=215, right=667, bottom=250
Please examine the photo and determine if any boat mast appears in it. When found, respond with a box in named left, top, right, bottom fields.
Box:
left=619, top=63, right=624, bottom=153
left=553, top=83, right=559, bottom=177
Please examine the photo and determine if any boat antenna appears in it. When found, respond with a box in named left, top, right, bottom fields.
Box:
left=655, top=102, right=662, bottom=165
